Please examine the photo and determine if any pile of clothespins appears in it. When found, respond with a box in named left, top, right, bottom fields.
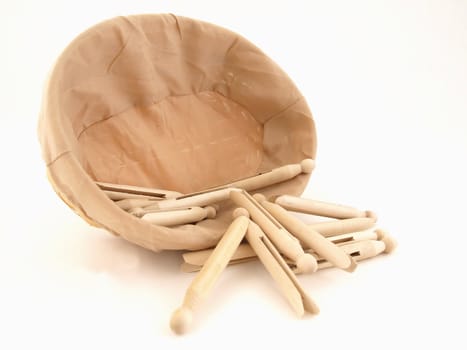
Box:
left=97, top=158, right=396, bottom=335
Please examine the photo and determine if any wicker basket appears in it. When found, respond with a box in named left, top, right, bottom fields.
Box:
left=38, top=14, right=316, bottom=252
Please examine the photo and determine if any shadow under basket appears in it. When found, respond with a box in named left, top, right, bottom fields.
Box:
left=38, top=14, right=317, bottom=252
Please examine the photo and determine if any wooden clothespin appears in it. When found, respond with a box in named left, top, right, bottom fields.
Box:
left=158, top=158, right=315, bottom=209
left=327, top=229, right=378, bottom=245
left=176, top=208, right=320, bottom=321
left=315, top=240, right=385, bottom=269
left=254, top=194, right=356, bottom=272
left=102, top=190, right=162, bottom=201
left=181, top=244, right=257, bottom=272
left=170, top=211, right=249, bottom=335
left=96, top=181, right=182, bottom=199
left=375, top=229, right=398, bottom=253
left=308, top=217, right=377, bottom=237
left=113, top=198, right=158, bottom=211
left=275, top=194, right=377, bottom=220
left=230, top=190, right=317, bottom=274
left=181, top=230, right=395, bottom=272
left=243, top=211, right=320, bottom=317
left=209, top=158, right=315, bottom=192
left=147, top=188, right=241, bottom=211
left=137, top=206, right=217, bottom=226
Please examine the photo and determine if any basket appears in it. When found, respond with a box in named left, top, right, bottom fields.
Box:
left=38, top=14, right=317, bottom=252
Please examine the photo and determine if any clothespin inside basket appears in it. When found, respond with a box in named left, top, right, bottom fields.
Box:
left=146, top=188, right=241, bottom=211
left=138, top=206, right=217, bottom=226
left=208, top=158, right=315, bottom=192
left=96, top=181, right=182, bottom=199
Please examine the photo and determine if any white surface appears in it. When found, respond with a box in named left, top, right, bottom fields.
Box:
left=1, top=0, right=467, bottom=349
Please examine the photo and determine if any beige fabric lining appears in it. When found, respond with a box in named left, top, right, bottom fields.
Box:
left=78, top=91, right=264, bottom=193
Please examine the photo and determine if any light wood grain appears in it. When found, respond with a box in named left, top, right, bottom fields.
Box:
left=309, top=217, right=376, bottom=237
left=257, top=195, right=356, bottom=272
left=170, top=215, right=249, bottom=335
left=246, top=221, right=319, bottom=316
left=315, top=240, right=385, bottom=269
left=212, top=158, right=315, bottom=191
left=183, top=242, right=256, bottom=266
left=97, top=181, right=181, bottom=199
left=113, top=198, right=158, bottom=211
left=103, top=190, right=161, bottom=201
left=326, top=229, right=378, bottom=245
left=140, top=206, right=216, bottom=226
left=148, top=188, right=240, bottom=211
left=375, top=229, right=398, bottom=253
left=182, top=238, right=386, bottom=272
left=275, top=194, right=375, bottom=219
left=230, top=190, right=317, bottom=274
left=182, top=230, right=378, bottom=267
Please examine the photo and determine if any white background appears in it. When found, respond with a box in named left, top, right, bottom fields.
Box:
left=1, top=0, right=467, bottom=349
